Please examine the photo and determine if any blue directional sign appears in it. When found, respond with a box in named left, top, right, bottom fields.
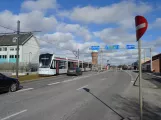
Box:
left=90, top=46, right=100, bottom=50
left=126, top=45, right=135, bottom=49
left=105, top=45, right=119, bottom=50
left=113, top=45, right=120, bottom=49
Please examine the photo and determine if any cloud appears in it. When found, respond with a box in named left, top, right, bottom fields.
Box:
left=56, top=23, right=91, bottom=41
left=21, top=0, right=58, bottom=11
left=151, top=18, right=161, bottom=29
left=153, top=37, right=161, bottom=47
left=0, top=10, right=57, bottom=32
left=94, top=27, right=136, bottom=44
left=58, top=1, right=152, bottom=28
left=38, top=32, right=105, bottom=59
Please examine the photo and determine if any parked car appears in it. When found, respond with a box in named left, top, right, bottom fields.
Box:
left=67, top=67, right=82, bottom=76
left=0, top=73, right=21, bottom=92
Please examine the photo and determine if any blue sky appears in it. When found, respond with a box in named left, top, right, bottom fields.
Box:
left=0, top=0, right=161, bottom=64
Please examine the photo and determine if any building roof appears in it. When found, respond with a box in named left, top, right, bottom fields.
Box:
left=0, top=32, right=33, bottom=46
left=142, top=60, right=150, bottom=65
left=152, top=53, right=161, bottom=61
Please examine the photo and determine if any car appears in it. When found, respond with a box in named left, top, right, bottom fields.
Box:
left=0, top=73, right=21, bottom=92
left=67, top=67, right=82, bottom=76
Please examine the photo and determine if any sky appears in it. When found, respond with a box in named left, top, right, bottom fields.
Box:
left=0, top=0, right=161, bottom=65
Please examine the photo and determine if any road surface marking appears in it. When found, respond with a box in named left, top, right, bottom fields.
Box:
left=1, top=109, right=27, bottom=120
left=62, top=75, right=90, bottom=83
left=124, top=71, right=134, bottom=81
left=77, top=85, right=88, bottom=90
left=153, top=85, right=157, bottom=88
left=48, top=82, right=60, bottom=86
left=100, top=78, right=106, bottom=81
left=62, top=79, right=77, bottom=83
left=16, top=88, right=33, bottom=93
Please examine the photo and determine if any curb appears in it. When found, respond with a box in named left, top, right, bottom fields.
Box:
left=146, top=73, right=161, bottom=78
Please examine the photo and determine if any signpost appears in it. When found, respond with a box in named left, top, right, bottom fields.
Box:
left=105, top=45, right=119, bottom=50
left=90, top=46, right=100, bottom=51
left=135, top=15, right=148, bottom=120
left=126, top=45, right=135, bottom=49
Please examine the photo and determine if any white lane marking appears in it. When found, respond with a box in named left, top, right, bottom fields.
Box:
left=1, top=109, right=27, bottom=120
left=136, top=23, right=146, bottom=30
left=153, top=85, right=157, bottom=88
left=124, top=71, right=134, bottom=81
left=16, top=88, right=33, bottom=93
left=100, top=78, right=106, bottom=81
left=48, top=82, right=60, bottom=86
left=77, top=85, right=88, bottom=90
left=62, top=75, right=91, bottom=83
left=62, top=78, right=78, bottom=83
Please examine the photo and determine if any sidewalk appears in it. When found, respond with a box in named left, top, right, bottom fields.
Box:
left=145, top=72, right=161, bottom=78
left=122, top=71, right=161, bottom=120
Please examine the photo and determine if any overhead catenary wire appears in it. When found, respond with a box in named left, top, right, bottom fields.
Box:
left=0, top=24, right=16, bottom=32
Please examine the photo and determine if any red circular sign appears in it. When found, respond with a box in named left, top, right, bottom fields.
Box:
left=135, top=16, right=148, bottom=41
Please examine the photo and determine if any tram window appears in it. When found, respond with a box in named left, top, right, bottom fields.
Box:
left=59, top=61, right=66, bottom=69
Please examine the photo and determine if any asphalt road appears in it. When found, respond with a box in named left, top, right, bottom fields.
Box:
left=0, top=70, right=132, bottom=120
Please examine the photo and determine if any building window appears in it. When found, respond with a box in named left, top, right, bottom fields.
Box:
left=3, top=55, right=7, bottom=59
left=3, top=47, right=7, bottom=51
left=0, top=48, right=2, bottom=51
left=10, top=55, right=14, bottom=58
left=10, top=48, right=14, bottom=51
left=15, top=55, right=19, bottom=58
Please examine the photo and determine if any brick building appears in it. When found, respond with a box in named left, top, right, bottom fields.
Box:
left=152, top=54, right=161, bottom=73
left=142, top=53, right=161, bottom=73
left=91, top=51, right=98, bottom=65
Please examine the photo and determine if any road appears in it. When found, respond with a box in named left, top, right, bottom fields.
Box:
left=0, top=71, right=132, bottom=120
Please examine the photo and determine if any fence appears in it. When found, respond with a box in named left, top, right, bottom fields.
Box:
left=0, top=62, right=38, bottom=73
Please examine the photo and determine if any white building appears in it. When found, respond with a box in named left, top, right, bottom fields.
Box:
left=0, top=33, right=40, bottom=65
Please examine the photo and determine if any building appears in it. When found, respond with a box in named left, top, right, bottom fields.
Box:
left=0, top=33, right=40, bottom=65
left=91, top=51, right=98, bottom=65
left=142, top=53, right=161, bottom=73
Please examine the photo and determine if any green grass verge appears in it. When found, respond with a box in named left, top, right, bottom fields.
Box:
left=12, top=74, right=53, bottom=82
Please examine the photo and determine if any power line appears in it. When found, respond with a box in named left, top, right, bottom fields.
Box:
left=0, top=24, right=16, bottom=32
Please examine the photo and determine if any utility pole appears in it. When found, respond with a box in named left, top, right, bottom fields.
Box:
left=78, top=49, right=79, bottom=59
left=101, top=49, right=103, bottom=71
left=150, top=48, right=152, bottom=72
left=16, top=20, right=20, bottom=79
left=144, top=49, right=146, bottom=63
left=77, top=49, right=79, bottom=67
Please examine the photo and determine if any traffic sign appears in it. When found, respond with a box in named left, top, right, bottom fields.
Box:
left=90, top=46, right=100, bottom=50
left=126, top=45, right=135, bottom=49
left=113, top=45, right=119, bottom=49
left=135, top=16, right=148, bottom=41
left=135, top=15, right=148, bottom=120
left=105, top=45, right=119, bottom=50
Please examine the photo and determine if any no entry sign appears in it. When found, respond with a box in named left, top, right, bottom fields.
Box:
left=135, top=16, right=148, bottom=41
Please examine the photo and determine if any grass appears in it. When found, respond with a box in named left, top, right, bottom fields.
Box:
left=12, top=74, right=54, bottom=82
